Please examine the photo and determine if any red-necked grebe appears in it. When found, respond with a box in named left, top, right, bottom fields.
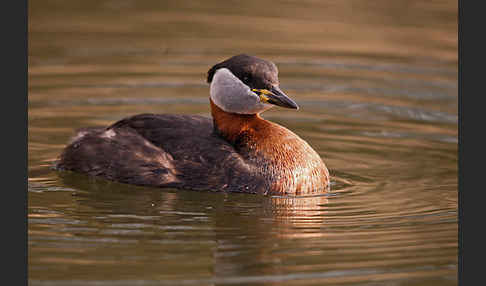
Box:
left=57, top=54, right=330, bottom=195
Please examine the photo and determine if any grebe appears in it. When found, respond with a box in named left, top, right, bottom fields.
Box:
left=57, top=54, right=330, bottom=195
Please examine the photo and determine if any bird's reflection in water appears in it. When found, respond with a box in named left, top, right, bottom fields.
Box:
left=211, top=193, right=335, bottom=282
left=56, top=172, right=342, bottom=282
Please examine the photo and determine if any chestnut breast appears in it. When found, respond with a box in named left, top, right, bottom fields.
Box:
left=211, top=99, right=330, bottom=195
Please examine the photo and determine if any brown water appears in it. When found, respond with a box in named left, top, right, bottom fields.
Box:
left=28, top=1, right=458, bottom=285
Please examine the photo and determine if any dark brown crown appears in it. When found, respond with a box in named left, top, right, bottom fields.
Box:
left=207, top=54, right=279, bottom=90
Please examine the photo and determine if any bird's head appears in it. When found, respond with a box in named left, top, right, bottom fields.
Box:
left=207, top=54, right=298, bottom=115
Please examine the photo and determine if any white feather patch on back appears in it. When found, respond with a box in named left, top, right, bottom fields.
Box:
left=100, top=129, right=117, bottom=139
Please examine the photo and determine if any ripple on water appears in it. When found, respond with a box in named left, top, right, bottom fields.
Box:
left=28, top=2, right=457, bottom=282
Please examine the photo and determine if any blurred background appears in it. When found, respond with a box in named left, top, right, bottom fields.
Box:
left=29, top=1, right=458, bottom=285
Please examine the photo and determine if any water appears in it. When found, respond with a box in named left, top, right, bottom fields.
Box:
left=28, top=0, right=458, bottom=285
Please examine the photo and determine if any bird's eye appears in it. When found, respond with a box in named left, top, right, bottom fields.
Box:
left=243, top=75, right=251, bottom=83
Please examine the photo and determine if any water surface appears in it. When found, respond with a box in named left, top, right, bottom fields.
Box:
left=29, top=1, right=458, bottom=285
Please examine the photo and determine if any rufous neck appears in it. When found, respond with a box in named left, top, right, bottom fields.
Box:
left=210, top=98, right=262, bottom=144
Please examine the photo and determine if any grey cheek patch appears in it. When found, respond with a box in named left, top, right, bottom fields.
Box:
left=210, top=68, right=273, bottom=115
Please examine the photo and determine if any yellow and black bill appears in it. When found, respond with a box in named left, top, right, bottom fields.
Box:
left=252, top=86, right=299, bottom=110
